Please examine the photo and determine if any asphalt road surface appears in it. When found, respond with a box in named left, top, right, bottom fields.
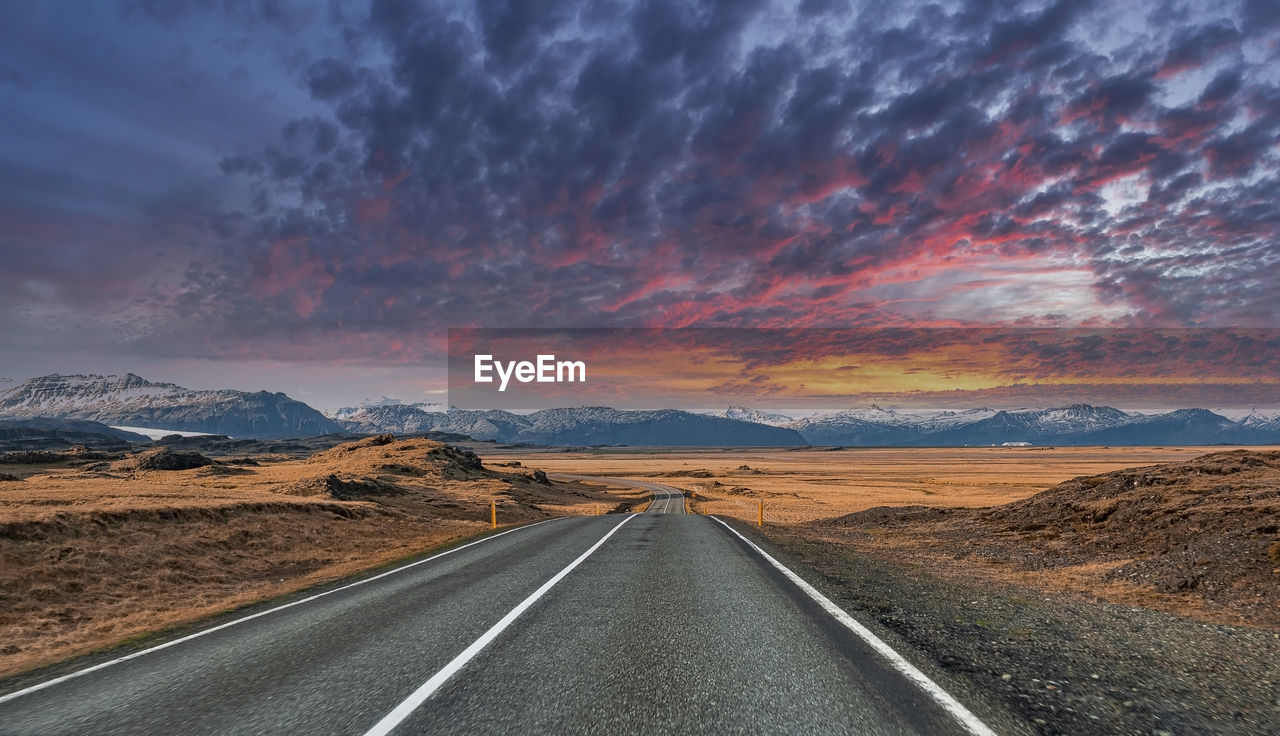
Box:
left=557, top=475, right=689, bottom=514
left=0, top=480, right=1001, bottom=736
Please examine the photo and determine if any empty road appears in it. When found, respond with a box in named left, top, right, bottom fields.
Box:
left=555, top=475, right=689, bottom=514
left=0, top=480, right=1001, bottom=735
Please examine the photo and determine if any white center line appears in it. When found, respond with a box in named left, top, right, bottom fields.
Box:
left=710, top=516, right=999, bottom=736
left=362, top=513, right=637, bottom=736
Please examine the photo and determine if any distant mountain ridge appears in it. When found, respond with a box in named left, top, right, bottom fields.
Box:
left=781, top=403, right=1278, bottom=446
left=331, top=405, right=806, bottom=446
left=333, top=401, right=1280, bottom=446
left=4, top=373, right=1277, bottom=446
left=717, top=406, right=795, bottom=426
left=1237, top=411, right=1280, bottom=433
left=0, top=374, right=341, bottom=439
left=331, top=399, right=443, bottom=420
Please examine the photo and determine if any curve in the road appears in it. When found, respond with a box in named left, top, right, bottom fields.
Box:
left=550, top=474, right=687, bottom=514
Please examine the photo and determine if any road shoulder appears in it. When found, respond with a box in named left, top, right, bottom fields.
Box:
left=741, top=521, right=1280, bottom=736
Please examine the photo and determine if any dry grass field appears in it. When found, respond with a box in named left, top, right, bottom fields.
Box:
left=499, top=445, right=1232, bottom=523
left=4, top=440, right=1276, bottom=679
left=503, top=445, right=1280, bottom=627
left=0, top=437, right=636, bottom=678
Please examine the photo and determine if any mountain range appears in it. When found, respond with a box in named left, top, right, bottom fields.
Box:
left=764, top=404, right=1280, bottom=446
left=0, top=374, right=341, bottom=438
left=331, top=401, right=1280, bottom=446
left=2, top=374, right=1278, bottom=446
left=331, top=404, right=805, bottom=446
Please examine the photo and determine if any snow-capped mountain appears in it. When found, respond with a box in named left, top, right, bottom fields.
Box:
left=330, top=399, right=444, bottom=421
left=917, top=404, right=1131, bottom=445
left=334, top=399, right=1280, bottom=447
left=781, top=405, right=1000, bottom=443
left=1023, top=404, right=1131, bottom=431
left=19, top=375, right=1272, bottom=447
left=1234, top=410, right=1280, bottom=433
left=784, top=407, right=919, bottom=445
left=911, top=408, right=1000, bottom=431
left=329, top=404, right=448, bottom=433
left=0, top=374, right=342, bottom=439
left=773, top=403, right=1278, bottom=446
left=1067, top=408, right=1273, bottom=446
left=516, top=407, right=804, bottom=446
left=334, top=405, right=806, bottom=446
left=714, top=406, right=794, bottom=426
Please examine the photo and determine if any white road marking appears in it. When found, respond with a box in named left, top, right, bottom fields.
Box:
left=644, top=486, right=677, bottom=514
left=0, top=517, right=566, bottom=705
left=362, top=513, right=637, bottom=736
left=710, top=516, right=1000, bottom=736
left=552, top=475, right=684, bottom=516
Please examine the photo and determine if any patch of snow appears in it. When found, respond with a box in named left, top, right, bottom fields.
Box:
left=111, top=426, right=217, bottom=440
left=705, top=406, right=795, bottom=426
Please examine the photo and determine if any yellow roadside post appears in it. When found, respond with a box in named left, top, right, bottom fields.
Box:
left=490, top=500, right=497, bottom=529
left=757, top=498, right=763, bottom=528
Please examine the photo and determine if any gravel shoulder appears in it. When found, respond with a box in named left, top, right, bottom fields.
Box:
left=752, top=524, right=1280, bottom=736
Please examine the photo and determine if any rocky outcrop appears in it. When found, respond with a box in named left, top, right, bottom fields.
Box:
left=116, top=448, right=216, bottom=472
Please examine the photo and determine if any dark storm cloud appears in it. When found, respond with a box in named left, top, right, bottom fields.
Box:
left=1, top=0, right=1279, bottom=369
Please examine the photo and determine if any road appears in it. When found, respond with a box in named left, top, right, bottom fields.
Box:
left=554, top=475, right=689, bottom=514
left=0, top=480, right=1000, bottom=736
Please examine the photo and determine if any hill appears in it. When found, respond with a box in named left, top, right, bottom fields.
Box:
left=0, top=434, right=636, bottom=677
left=0, top=418, right=148, bottom=451
left=824, top=449, right=1280, bottom=626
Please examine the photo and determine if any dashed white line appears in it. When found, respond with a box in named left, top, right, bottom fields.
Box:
left=710, top=516, right=999, bottom=736
left=0, top=517, right=565, bottom=706
left=362, top=513, right=636, bottom=736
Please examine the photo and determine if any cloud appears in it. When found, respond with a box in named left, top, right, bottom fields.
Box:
left=0, top=0, right=1278, bottom=373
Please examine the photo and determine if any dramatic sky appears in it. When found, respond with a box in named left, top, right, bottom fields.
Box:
left=448, top=328, right=1280, bottom=411
left=2, top=0, right=1278, bottom=410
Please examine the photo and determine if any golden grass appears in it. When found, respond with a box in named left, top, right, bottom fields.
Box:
left=5, top=443, right=1273, bottom=677
left=0, top=440, right=630, bottom=678
left=499, top=445, right=1256, bottom=524
left=502, top=445, right=1280, bottom=627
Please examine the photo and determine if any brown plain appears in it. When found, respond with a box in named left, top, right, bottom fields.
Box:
left=4, top=441, right=1276, bottom=680
left=499, top=445, right=1237, bottom=522
left=0, top=438, right=638, bottom=679
left=501, top=445, right=1280, bottom=627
